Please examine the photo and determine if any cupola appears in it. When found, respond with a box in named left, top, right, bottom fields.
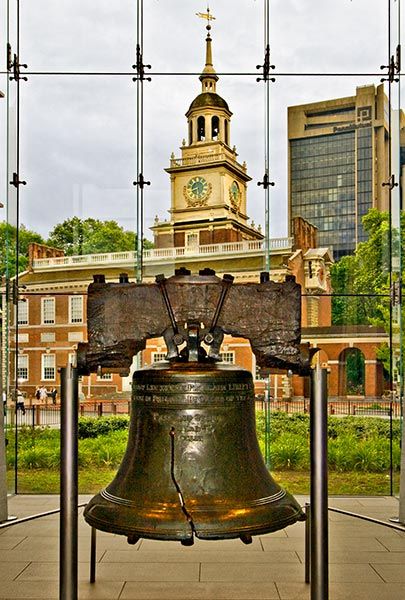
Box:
left=186, top=11, right=232, bottom=146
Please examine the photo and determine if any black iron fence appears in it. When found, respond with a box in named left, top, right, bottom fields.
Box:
left=256, top=398, right=400, bottom=417
left=4, top=398, right=401, bottom=429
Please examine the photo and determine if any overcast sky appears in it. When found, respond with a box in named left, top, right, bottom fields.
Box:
left=1, top=0, right=403, bottom=242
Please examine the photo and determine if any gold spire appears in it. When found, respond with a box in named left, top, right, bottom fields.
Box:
left=197, top=7, right=218, bottom=92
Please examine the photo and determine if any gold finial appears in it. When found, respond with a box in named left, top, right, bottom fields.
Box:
left=196, top=6, right=216, bottom=31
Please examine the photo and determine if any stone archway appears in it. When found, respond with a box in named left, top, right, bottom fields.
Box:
left=338, top=347, right=365, bottom=397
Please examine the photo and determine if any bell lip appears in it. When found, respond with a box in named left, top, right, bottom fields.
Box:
left=83, top=491, right=305, bottom=542
left=83, top=508, right=304, bottom=542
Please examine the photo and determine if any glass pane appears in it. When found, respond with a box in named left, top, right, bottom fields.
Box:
left=272, top=75, right=390, bottom=257
left=144, top=75, right=266, bottom=279
left=2, top=0, right=402, bottom=500
left=144, top=0, right=262, bottom=74
left=19, top=0, right=136, bottom=72
left=272, top=0, right=387, bottom=73
left=19, top=77, right=136, bottom=236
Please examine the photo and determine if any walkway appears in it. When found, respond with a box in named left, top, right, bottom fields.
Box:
left=0, top=495, right=404, bottom=599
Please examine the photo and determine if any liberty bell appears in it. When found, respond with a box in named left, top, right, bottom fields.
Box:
left=80, top=270, right=311, bottom=545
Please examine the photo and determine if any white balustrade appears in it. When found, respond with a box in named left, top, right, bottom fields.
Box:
left=32, top=237, right=293, bottom=270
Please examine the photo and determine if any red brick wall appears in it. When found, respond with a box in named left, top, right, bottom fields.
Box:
left=28, top=243, right=64, bottom=267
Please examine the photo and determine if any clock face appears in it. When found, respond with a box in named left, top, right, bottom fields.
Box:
left=187, top=176, right=208, bottom=199
left=229, top=181, right=241, bottom=209
left=184, top=176, right=212, bottom=206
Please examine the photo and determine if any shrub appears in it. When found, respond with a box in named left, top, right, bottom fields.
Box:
left=18, top=446, right=60, bottom=469
left=79, top=430, right=128, bottom=468
left=78, top=416, right=130, bottom=439
left=270, top=433, right=309, bottom=470
left=328, top=436, right=357, bottom=471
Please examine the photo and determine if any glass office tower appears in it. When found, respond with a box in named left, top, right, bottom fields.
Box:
left=288, top=84, right=402, bottom=259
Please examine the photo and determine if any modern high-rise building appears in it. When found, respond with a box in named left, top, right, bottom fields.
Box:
left=288, top=84, right=405, bottom=259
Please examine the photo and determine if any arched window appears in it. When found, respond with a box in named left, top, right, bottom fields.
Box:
left=212, top=116, right=220, bottom=141
left=189, top=120, right=193, bottom=145
left=197, top=116, right=205, bottom=141
left=224, top=120, right=229, bottom=145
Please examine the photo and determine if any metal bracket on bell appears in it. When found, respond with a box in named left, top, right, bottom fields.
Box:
left=204, top=274, right=234, bottom=360
left=156, top=274, right=184, bottom=359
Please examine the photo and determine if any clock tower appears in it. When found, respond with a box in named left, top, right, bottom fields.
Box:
left=152, top=14, right=263, bottom=250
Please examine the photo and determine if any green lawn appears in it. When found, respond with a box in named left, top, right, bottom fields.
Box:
left=7, top=467, right=396, bottom=496
left=5, top=414, right=401, bottom=496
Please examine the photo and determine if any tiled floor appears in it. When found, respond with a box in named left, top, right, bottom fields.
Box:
left=0, top=495, right=404, bottom=599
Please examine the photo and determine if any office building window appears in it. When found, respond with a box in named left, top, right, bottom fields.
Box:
left=69, top=295, right=83, bottom=323
left=16, top=300, right=28, bottom=325
left=42, top=298, right=55, bottom=324
left=42, top=354, right=56, bottom=380
left=17, top=355, right=29, bottom=381
left=152, top=352, right=167, bottom=363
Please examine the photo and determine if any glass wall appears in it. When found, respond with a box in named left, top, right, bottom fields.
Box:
left=0, top=0, right=403, bottom=498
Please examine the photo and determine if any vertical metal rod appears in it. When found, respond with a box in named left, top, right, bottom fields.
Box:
left=310, top=365, right=329, bottom=600
left=264, top=381, right=271, bottom=469
left=0, top=394, right=8, bottom=523
left=389, top=402, right=393, bottom=495
left=90, top=527, right=97, bottom=583
left=59, top=365, right=79, bottom=600
left=304, top=503, right=311, bottom=584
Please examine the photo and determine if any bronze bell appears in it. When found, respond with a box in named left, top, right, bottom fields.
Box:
left=84, top=361, right=305, bottom=545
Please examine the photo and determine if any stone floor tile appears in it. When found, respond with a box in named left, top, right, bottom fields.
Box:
left=0, top=561, right=31, bottom=581
left=375, top=535, right=405, bottom=551
left=78, top=581, right=125, bottom=599
left=0, top=548, right=59, bottom=563
left=0, top=545, right=103, bottom=564
left=15, top=561, right=200, bottom=583
left=277, top=582, right=405, bottom=600
left=328, top=563, right=383, bottom=582
left=326, top=536, right=388, bottom=551
left=328, top=583, right=405, bottom=600
left=329, top=522, right=400, bottom=538
left=299, top=550, right=405, bottom=564
left=139, top=537, right=263, bottom=552
left=0, top=581, right=59, bottom=599
left=101, top=550, right=300, bottom=564
left=356, top=497, right=399, bottom=508
left=119, top=581, right=280, bottom=599
left=371, top=563, right=405, bottom=583
left=282, top=523, right=306, bottom=538
left=93, top=537, right=142, bottom=552
left=200, top=562, right=304, bottom=583
left=97, top=562, right=200, bottom=582
left=0, top=535, right=26, bottom=549
left=275, top=582, right=309, bottom=600
left=0, top=522, right=60, bottom=537
left=260, top=537, right=305, bottom=552
left=326, top=498, right=364, bottom=508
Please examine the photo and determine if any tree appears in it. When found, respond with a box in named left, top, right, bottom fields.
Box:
left=330, top=208, right=403, bottom=374
left=0, top=222, right=45, bottom=279
left=47, top=217, right=153, bottom=256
